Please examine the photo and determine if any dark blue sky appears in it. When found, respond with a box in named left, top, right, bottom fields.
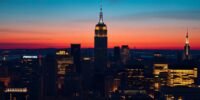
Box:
left=1, top=0, right=200, bottom=23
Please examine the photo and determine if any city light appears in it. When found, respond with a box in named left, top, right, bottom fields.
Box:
left=56, top=50, right=69, bottom=56
left=22, top=56, right=38, bottom=59
left=5, top=88, right=28, bottom=93
left=0, top=0, right=199, bottom=100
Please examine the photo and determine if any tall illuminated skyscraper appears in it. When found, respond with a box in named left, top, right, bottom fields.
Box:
left=93, top=0, right=108, bottom=98
left=183, top=30, right=191, bottom=60
left=94, top=1, right=107, bottom=73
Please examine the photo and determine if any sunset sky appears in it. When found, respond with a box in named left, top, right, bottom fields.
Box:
left=0, top=0, right=200, bottom=49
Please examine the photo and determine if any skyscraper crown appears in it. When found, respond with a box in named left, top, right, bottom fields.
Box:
left=186, top=29, right=189, bottom=44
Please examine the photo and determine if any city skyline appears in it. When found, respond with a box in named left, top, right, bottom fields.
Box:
left=0, top=1, right=200, bottom=99
left=0, top=0, right=200, bottom=49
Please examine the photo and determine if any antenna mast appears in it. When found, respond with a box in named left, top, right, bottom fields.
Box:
left=99, top=0, right=104, bottom=23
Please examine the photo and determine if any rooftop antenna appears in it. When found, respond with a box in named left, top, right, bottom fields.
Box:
left=99, top=0, right=104, bottom=23
left=186, top=27, right=189, bottom=44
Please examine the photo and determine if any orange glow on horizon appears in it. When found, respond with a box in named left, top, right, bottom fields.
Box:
left=0, top=22, right=200, bottom=50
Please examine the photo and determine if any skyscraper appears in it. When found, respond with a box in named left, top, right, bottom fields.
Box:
left=94, top=2, right=107, bottom=73
left=114, top=46, right=121, bottom=63
left=21, top=55, right=42, bottom=100
left=93, top=0, right=108, bottom=98
left=56, top=50, right=73, bottom=95
left=183, top=30, right=191, bottom=60
left=121, top=45, right=130, bottom=65
left=71, top=44, right=81, bottom=73
left=43, top=54, right=57, bottom=100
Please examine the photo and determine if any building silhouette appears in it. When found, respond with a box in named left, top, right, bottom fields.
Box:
left=183, top=30, right=191, bottom=60
left=43, top=54, right=57, bottom=100
left=70, top=44, right=81, bottom=74
left=55, top=50, right=73, bottom=96
left=93, top=1, right=108, bottom=98
left=121, top=45, right=130, bottom=65
left=20, top=55, right=42, bottom=100
left=94, top=4, right=107, bottom=73
left=114, top=46, right=121, bottom=63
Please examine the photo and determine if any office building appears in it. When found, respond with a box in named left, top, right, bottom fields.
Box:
left=56, top=50, right=73, bottom=94
left=121, top=45, right=130, bottom=65
left=21, top=55, right=42, bottom=100
left=71, top=44, right=81, bottom=74
left=94, top=3, right=108, bottom=73
left=183, top=30, right=191, bottom=60
left=168, top=65, right=198, bottom=87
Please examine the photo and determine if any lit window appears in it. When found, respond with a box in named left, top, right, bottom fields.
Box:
left=103, top=26, right=107, bottom=30
left=95, top=27, right=99, bottom=30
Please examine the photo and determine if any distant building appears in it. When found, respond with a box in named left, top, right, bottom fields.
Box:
left=153, top=64, right=169, bottom=91
left=113, top=46, right=121, bottom=63
left=168, top=65, right=198, bottom=87
left=71, top=44, right=81, bottom=74
left=153, top=52, right=166, bottom=63
left=153, top=63, right=198, bottom=89
left=121, top=45, right=130, bottom=65
left=114, top=64, right=150, bottom=97
left=183, top=30, right=191, bottom=60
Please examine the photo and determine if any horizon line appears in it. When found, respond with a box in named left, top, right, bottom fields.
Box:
left=1, top=47, right=200, bottom=51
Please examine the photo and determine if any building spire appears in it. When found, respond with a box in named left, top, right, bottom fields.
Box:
left=186, top=28, right=189, bottom=44
left=99, top=0, right=104, bottom=23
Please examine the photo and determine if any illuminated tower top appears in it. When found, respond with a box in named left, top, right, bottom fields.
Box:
left=183, top=29, right=191, bottom=60
left=99, top=0, right=104, bottom=24
left=94, top=0, right=107, bottom=72
left=185, top=29, right=189, bottom=45
left=95, top=0, right=107, bottom=37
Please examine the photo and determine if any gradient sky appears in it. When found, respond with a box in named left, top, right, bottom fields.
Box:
left=0, top=0, right=200, bottom=49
